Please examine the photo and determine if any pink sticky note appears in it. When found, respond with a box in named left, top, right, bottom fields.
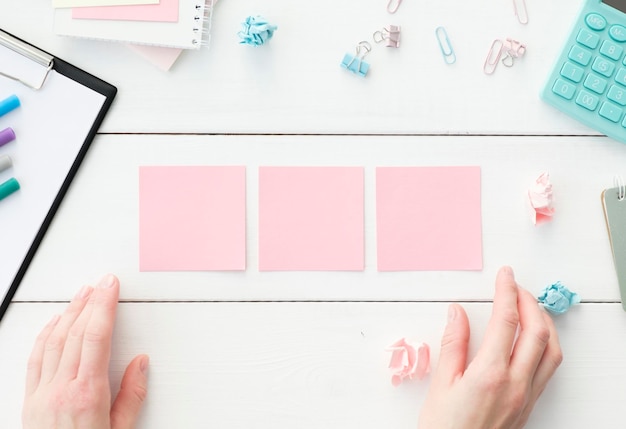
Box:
left=139, top=166, right=246, bottom=271
left=72, top=0, right=179, bottom=22
left=127, top=44, right=183, bottom=71
left=376, top=166, right=482, bottom=271
left=259, top=167, right=364, bottom=271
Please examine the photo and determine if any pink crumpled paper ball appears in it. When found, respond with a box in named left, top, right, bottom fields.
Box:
left=386, top=338, right=430, bottom=386
left=528, top=172, right=555, bottom=225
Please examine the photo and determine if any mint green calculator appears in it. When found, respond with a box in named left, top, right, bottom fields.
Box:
left=542, top=0, right=626, bottom=143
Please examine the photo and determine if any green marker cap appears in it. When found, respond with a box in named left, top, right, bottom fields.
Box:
left=0, top=177, right=20, bottom=201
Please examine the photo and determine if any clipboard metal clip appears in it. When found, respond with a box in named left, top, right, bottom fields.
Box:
left=0, top=30, right=54, bottom=90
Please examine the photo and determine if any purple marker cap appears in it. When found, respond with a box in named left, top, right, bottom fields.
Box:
left=0, top=127, right=16, bottom=147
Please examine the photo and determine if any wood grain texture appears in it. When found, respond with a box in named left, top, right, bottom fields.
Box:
left=0, top=0, right=592, bottom=134
left=1, top=0, right=626, bottom=427
left=12, top=134, right=626, bottom=302
left=1, top=302, right=625, bottom=428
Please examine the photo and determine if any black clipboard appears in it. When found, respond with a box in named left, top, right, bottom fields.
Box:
left=0, top=29, right=116, bottom=323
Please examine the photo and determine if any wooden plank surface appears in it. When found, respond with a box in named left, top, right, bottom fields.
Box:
left=0, top=0, right=596, bottom=135
left=12, top=134, right=625, bottom=302
left=2, top=0, right=626, bottom=427
left=1, top=302, right=625, bottom=428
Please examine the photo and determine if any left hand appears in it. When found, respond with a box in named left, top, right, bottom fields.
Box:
left=22, top=274, right=149, bottom=429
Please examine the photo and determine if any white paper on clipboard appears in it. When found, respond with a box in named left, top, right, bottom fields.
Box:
left=0, top=30, right=112, bottom=319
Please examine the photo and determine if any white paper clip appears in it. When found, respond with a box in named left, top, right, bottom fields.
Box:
left=435, top=27, right=456, bottom=64
left=387, top=0, right=402, bottom=14
left=513, top=0, right=529, bottom=24
left=483, top=39, right=504, bottom=74
left=373, top=25, right=401, bottom=48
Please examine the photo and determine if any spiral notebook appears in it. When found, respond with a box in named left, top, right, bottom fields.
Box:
left=54, top=0, right=212, bottom=49
left=0, top=29, right=116, bottom=323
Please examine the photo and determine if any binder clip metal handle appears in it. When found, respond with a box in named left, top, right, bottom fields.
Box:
left=502, top=38, right=526, bottom=67
left=373, top=25, right=401, bottom=48
left=341, top=41, right=372, bottom=77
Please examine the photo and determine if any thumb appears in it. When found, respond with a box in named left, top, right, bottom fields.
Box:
left=433, top=304, right=470, bottom=386
left=111, top=354, right=149, bottom=429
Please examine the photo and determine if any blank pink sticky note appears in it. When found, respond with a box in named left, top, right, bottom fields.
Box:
left=139, top=166, right=246, bottom=271
left=72, top=0, right=179, bottom=22
left=259, top=167, right=364, bottom=271
left=376, top=166, right=482, bottom=271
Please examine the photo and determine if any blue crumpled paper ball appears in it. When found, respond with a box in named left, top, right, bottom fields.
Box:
left=237, top=15, right=277, bottom=46
left=537, top=282, right=581, bottom=315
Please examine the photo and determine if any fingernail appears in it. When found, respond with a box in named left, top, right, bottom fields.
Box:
left=98, top=274, right=116, bottom=288
left=75, top=285, right=93, bottom=300
left=447, top=304, right=457, bottom=323
left=140, top=355, right=150, bottom=375
left=500, top=265, right=514, bottom=278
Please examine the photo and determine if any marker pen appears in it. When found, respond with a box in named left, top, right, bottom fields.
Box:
left=0, top=127, right=16, bottom=147
left=0, top=95, right=20, bottom=118
left=0, top=177, right=20, bottom=201
left=0, top=155, right=11, bottom=174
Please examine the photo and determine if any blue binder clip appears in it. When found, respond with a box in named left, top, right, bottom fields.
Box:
left=340, top=41, right=372, bottom=77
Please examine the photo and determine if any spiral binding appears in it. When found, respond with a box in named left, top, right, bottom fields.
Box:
left=192, top=0, right=215, bottom=48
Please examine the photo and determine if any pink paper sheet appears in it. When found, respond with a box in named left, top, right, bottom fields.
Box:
left=258, top=167, right=364, bottom=271
left=139, top=166, right=246, bottom=271
left=376, top=166, right=482, bottom=271
left=72, top=0, right=179, bottom=22
left=127, top=44, right=183, bottom=71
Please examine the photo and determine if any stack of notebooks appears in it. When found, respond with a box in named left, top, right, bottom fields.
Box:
left=53, top=0, right=214, bottom=70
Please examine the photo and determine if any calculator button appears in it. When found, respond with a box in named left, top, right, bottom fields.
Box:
left=584, top=73, right=608, bottom=94
left=609, top=25, right=626, bottom=43
left=577, top=29, right=600, bottom=49
left=616, top=68, right=626, bottom=86
left=599, top=102, right=624, bottom=123
left=576, top=90, right=600, bottom=110
left=600, top=40, right=624, bottom=61
left=561, top=62, right=585, bottom=82
left=569, top=45, right=593, bottom=66
left=592, top=57, right=615, bottom=78
left=608, top=85, right=626, bottom=106
left=586, top=13, right=607, bottom=31
left=552, top=78, right=577, bottom=100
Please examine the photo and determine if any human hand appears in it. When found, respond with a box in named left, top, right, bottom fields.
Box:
left=418, top=266, right=562, bottom=429
left=23, top=274, right=149, bottom=429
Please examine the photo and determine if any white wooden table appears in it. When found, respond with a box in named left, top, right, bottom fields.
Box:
left=2, top=0, right=626, bottom=427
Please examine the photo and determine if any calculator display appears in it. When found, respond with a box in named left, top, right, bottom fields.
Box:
left=603, top=0, right=626, bottom=13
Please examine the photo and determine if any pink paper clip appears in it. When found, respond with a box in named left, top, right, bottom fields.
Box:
left=373, top=25, right=401, bottom=48
left=513, top=0, right=529, bottom=24
left=387, top=0, right=402, bottom=14
left=483, top=39, right=504, bottom=74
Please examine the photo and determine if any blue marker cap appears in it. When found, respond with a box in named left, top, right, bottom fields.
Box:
left=0, top=95, right=20, bottom=118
